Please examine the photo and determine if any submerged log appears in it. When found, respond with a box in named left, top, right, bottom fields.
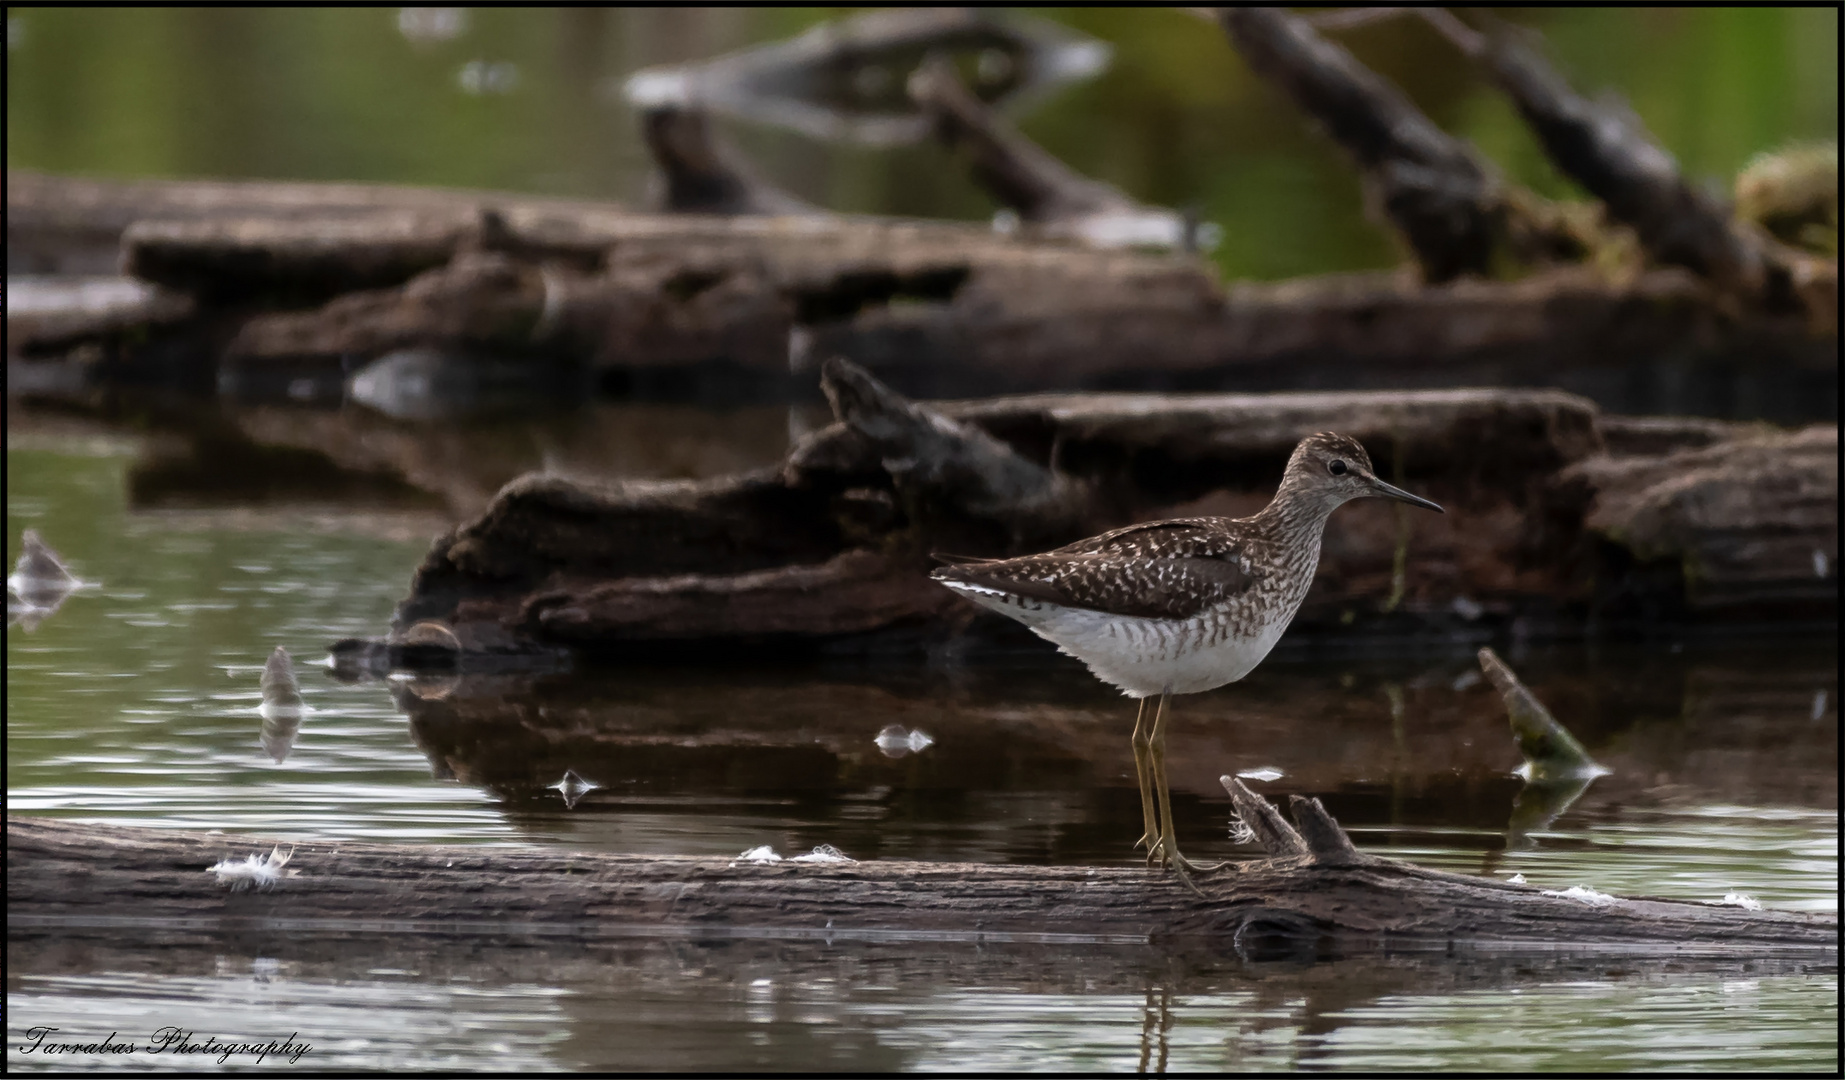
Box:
left=9, top=802, right=1832, bottom=953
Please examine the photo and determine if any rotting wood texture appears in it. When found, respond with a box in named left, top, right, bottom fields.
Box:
left=384, top=362, right=1833, bottom=658
left=8, top=170, right=1830, bottom=402
left=9, top=797, right=1833, bottom=955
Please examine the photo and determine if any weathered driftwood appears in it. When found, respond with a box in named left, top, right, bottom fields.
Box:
left=1477, top=646, right=1600, bottom=780
left=1311, top=8, right=1837, bottom=329
left=1224, top=8, right=1837, bottom=333
left=1561, top=424, right=1838, bottom=615
left=620, top=8, right=1112, bottom=148
left=10, top=171, right=1831, bottom=404
left=815, top=354, right=1088, bottom=540
left=388, top=362, right=1832, bottom=656
left=5, top=170, right=635, bottom=281
left=394, top=366, right=1610, bottom=653
left=9, top=799, right=1831, bottom=953
left=1450, top=14, right=1798, bottom=309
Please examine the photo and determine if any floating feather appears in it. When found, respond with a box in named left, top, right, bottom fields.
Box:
left=206, top=845, right=299, bottom=891
left=790, top=844, right=857, bottom=864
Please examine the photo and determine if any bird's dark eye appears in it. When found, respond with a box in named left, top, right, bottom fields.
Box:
left=1329, top=459, right=1348, bottom=476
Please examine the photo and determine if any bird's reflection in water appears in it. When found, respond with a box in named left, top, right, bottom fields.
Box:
left=258, top=646, right=306, bottom=764
left=1139, top=984, right=1172, bottom=1074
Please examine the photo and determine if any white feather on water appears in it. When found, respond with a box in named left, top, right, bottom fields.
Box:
left=206, top=845, right=298, bottom=891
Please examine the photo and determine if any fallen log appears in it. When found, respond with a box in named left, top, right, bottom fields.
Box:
left=385, top=359, right=1833, bottom=655
left=1305, top=8, right=1837, bottom=330
left=4, top=169, right=634, bottom=281
left=393, top=365, right=1614, bottom=652
left=10, top=171, right=1831, bottom=408
left=1561, top=424, right=1838, bottom=616
left=9, top=792, right=1831, bottom=954
left=1447, top=13, right=1785, bottom=307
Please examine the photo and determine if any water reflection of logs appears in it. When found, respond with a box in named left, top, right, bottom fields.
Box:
left=10, top=811, right=1833, bottom=954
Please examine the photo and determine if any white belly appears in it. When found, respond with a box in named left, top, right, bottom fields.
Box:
left=943, top=582, right=1293, bottom=698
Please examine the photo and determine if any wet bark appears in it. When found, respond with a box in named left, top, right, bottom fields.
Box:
left=10, top=811, right=1832, bottom=954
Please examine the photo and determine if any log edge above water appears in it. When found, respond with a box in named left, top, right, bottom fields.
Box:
left=9, top=817, right=1832, bottom=957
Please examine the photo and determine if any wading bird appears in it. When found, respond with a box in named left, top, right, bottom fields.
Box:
left=932, top=432, right=1443, bottom=879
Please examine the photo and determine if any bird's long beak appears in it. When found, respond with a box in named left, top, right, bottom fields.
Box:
left=1366, top=475, right=1444, bottom=513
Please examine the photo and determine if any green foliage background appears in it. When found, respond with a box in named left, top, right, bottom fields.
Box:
left=6, top=7, right=1838, bottom=281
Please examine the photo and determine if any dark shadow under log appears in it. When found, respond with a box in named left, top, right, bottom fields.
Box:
left=10, top=801, right=1832, bottom=955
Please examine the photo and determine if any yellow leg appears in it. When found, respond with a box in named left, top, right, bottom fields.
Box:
left=1130, top=697, right=1159, bottom=854
left=1149, top=692, right=1204, bottom=876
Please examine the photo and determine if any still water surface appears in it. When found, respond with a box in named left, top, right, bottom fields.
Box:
left=7, top=433, right=1838, bottom=1071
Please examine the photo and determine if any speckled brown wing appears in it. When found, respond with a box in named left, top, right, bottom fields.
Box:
left=1050, top=518, right=1247, bottom=561
left=933, top=518, right=1263, bottom=620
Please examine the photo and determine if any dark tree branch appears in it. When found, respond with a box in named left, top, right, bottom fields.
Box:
left=1221, top=775, right=1311, bottom=857
left=638, top=104, right=820, bottom=217
left=1219, top=7, right=1501, bottom=283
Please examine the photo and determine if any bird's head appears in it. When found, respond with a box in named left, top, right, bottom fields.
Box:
left=1281, top=432, right=1444, bottom=514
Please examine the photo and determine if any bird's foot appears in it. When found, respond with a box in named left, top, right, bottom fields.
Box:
left=1152, top=840, right=1223, bottom=894
left=1166, top=852, right=1208, bottom=898
left=1161, top=845, right=1207, bottom=876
